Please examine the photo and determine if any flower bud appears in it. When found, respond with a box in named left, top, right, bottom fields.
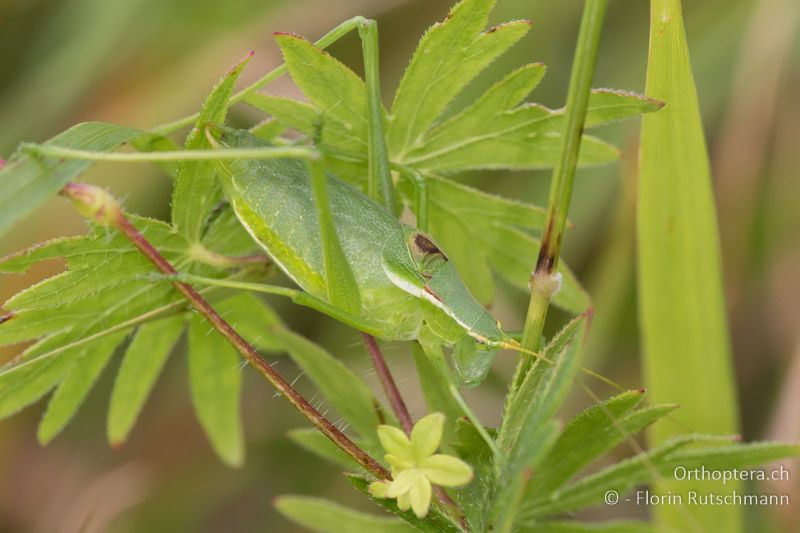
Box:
left=61, top=182, right=122, bottom=227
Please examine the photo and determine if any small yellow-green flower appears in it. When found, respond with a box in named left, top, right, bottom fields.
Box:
left=369, top=413, right=473, bottom=518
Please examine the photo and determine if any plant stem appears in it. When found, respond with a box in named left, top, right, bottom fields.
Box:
left=24, top=144, right=316, bottom=163
left=152, top=16, right=367, bottom=135
left=361, top=333, right=414, bottom=433
left=358, top=19, right=396, bottom=211
left=517, top=0, right=608, bottom=373
left=61, top=182, right=389, bottom=480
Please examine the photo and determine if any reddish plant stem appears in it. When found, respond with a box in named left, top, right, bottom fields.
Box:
left=60, top=183, right=389, bottom=480
left=360, top=334, right=466, bottom=529
left=361, top=333, right=414, bottom=433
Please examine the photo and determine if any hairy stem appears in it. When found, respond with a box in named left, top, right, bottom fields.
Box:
left=516, top=0, right=608, bottom=379
left=61, top=182, right=389, bottom=480
left=153, top=16, right=368, bottom=135
left=361, top=333, right=414, bottom=433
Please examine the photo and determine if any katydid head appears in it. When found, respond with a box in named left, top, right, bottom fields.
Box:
left=407, top=231, right=448, bottom=279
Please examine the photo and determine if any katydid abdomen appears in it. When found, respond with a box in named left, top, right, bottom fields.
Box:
left=215, top=128, right=507, bottom=383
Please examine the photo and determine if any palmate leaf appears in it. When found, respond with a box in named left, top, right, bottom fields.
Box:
left=387, top=0, right=530, bottom=158
left=0, top=207, right=263, bottom=450
left=0, top=121, right=141, bottom=239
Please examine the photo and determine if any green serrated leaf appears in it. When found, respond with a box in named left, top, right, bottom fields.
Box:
left=188, top=312, right=244, bottom=467
left=249, top=118, right=288, bottom=141
left=388, top=0, right=529, bottom=157
left=411, top=342, right=461, bottom=434
left=275, top=495, right=415, bottom=533
left=410, top=132, right=619, bottom=174
left=172, top=53, right=252, bottom=242
left=0, top=346, right=74, bottom=420
left=275, top=33, right=369, bottom=153
left=0, top=236, right=86, bottom=274
left=0, top=217, right=192, bottom=350
left=270, top=327, right=381, bottom=445
left=0, top=122, right=140, bottom=239
left=38, top=331, right=128, bottom=444
left=287, top=428, right=359, bottom=469
left=244, top=93, right=320, bottom=136
left=417, top=64, right=547, bottom=159
left=107, top=315, right=185, bottom=447
left=347, top=475, right=461, bottom=533
left=528, top=393, right=677, bottom=500
left=584, top=89, right=663, bottom=128
left=523, top=435, right=737, bottom=519
left=498, top=315, right=586, bottom=454
left=492, top=420, right=560, bottom=533
left=213, top=293, right=283, bottom=352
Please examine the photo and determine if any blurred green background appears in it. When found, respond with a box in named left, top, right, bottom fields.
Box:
left=0, top=0, right=798, bottom=531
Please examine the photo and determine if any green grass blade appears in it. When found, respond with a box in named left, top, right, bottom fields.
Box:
left=107, top=315, right=185, bottom=447
left=38, top=331, right=128, bottom=444
left=188, top=313, right=244, bottom=467
left=275, top=495, right=415, bottom=533
left=0, top=122, right=139, bottom=239
left=172, top=52, right=252, bottom=242
left=637, top=1, right=740, bottom=530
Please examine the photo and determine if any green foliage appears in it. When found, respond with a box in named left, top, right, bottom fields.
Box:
left=397, top=175, right=588, bottom=311
left=172, top=52, right=252, bottom=242
left=275, top=495, right=414, bottom=533
left=108, top=315, right=185, bottom=446
left=270, top=327, right=384, bottom=449
left=187, top=308, right=244, bottom=467
left=0, top=0, right=797, bottom=532
left=637, top=0, right=740, bottom=530
left=0, top=122, right=139, bottom=238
